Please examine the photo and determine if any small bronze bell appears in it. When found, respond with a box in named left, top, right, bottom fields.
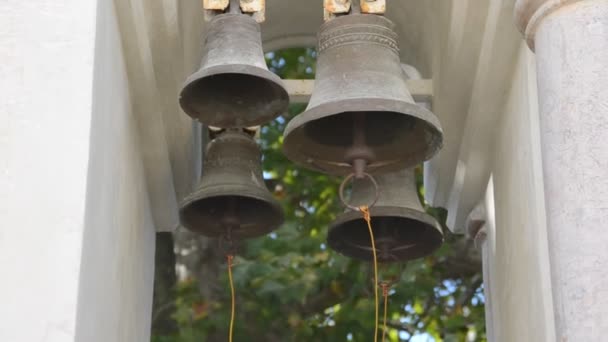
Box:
left=283, top=14, right=443, bottom=176
left=179, top=12, right=289, bottom=128
left=179, top=129, right=284, bottom=239
left=328, top=168, right=443, bottom=263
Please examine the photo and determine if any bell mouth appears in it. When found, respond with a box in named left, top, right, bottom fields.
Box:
left=327, top=206, right=443, bottom=263
left=179, top=192, right=284, bottom=239
left=179, top=64, right=289, bottom=128
left=283, top=98, right=443, bottom=176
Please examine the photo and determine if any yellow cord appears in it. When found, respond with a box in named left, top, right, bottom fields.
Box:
left=227, top=255, right=235, bottom=342
left=381, top=284, right=389, bottom=342
left=360, top=206, right=379, bottom=342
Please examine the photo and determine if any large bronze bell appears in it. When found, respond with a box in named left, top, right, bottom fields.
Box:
left=283, top=14, right=443, bottom=176
left=328, top=168, right=443, bottom=263
left=179, top=129, right=284, bottom=239
left=179, top=12, right=289, bottom=128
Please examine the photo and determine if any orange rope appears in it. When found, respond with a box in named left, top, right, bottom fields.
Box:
left=360, top=206, right=379, bottom=342
left=381, top=283, right=389, bottom=342
left=227, top=255, right=235, bottom=342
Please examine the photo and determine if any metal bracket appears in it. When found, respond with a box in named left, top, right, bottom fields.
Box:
left=324, top=0, right=351, bottom=21
left=240, top=0, right=265, bottom=23
left=324, top=0, right=386, bottom=21
left=360, top=0, right=386, bottom=14
left=203, top=0, right=229, bottom=11
left=203, top=0, right=265, bottom=23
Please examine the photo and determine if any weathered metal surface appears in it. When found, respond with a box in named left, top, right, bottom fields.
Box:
left=283, top=78, right=434, bottom=104
left=282, top=14, right=444, bottom=176
left=179, top=130, right=284, bottom=239
left=179, top=13, right=288, bottom=128
left=360, top=0, right=386, bottom=14
left=328, top=168, right=443, bottom=263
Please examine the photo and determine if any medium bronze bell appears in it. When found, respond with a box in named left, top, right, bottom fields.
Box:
left=328, top=168, right=443, bottom=263
left=179, top=13, right=289, bottom=128
left=179, top=129, right=284, bottom=239
left=283, top=14, right=443, bottom=176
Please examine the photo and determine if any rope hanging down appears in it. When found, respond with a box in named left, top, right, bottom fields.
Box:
left=360, top=206, right=379, bottom=342
left=380, top=282, right=390, bottom=342
left=227, top=254, right=236, bottom=342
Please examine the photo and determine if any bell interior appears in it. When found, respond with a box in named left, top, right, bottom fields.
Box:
left=181, top=73, right=288, bottom=126
left=283, top=105, right=442, bottom=175
left=180, top=194, right=283, bottom=239
left=304, top=111, right=416, bottom=147
left=328, top=214, right=443, bottom=263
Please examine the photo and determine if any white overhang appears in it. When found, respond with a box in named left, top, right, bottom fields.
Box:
left=113, top=0, right=522, bottom=233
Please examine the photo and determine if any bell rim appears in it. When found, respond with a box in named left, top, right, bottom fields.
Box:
left=283, top=98, right=444, bottom=176
left=179, top=184, right=285, bottom=238
left=179, top=63, right=289, bottom=127
left=327, top=205, right=444, bottom=263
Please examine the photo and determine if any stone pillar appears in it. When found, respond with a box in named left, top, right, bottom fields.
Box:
left=465, top=202, right=493, bottom=341
left=515, top=0, right=608, bottom=339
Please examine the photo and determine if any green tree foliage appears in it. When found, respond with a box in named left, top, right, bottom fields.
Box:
left=152, top=48, right=485, bottom=342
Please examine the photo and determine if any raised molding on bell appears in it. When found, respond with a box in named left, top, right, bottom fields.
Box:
left=283, top=78, right=434, bottom=104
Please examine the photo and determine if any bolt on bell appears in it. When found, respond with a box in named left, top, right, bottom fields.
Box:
left=179, top=129, right=284, bottom=239
left=179, top=13, right=289, bottom=128
left=283, top=14, right=443, bottom=176
left=328, top=168, right=443, bottom=263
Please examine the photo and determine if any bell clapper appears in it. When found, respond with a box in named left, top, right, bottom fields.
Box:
left=219, top=196, right=240, bottom=256
left=345, top=112, right=375, bottom=179
left=339, top=113, right=380, bottom=210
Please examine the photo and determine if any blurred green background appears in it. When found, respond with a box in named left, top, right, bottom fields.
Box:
left=151, top=48, right=485, bottom=342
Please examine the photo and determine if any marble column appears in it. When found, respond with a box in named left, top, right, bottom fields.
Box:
left=515, top=0, right=608, bottom=339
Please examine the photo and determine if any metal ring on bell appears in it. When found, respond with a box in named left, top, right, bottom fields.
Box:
left=339, top=172, right=380, bottom=211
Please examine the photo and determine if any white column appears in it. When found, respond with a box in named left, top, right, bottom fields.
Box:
left=0, top=1, right=97, bottom=341
left=0, top=1, right=156, bottom=341
left=465, top=202, right=493, bottom=341
left=515, top=0, right=608, bottom=339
